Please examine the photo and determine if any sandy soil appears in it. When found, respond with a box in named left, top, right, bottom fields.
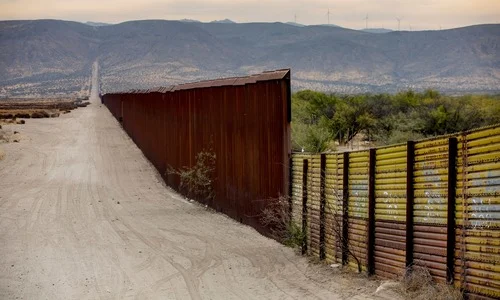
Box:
left=0, top=63, right=396, bottom=300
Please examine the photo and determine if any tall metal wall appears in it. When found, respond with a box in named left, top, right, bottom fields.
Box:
left=103, top=70, right=291, bottom=234
left=294, top=124, right=500, bottom=299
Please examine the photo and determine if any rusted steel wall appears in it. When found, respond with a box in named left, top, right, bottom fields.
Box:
left=105, top=93, right=122, bottom=120
left=293, top=124, right=500, bottom=299
left=103, top=70, right=291, bottom=234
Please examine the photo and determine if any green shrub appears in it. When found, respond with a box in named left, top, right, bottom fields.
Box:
left=167, top=150, right=216, bottom=201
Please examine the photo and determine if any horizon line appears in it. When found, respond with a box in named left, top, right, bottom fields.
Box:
left=0, top=18, right=498, bottom=32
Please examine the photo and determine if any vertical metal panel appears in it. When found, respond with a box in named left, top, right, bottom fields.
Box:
left=406, top=141, right=415, bottom=269
left=306, top=154, right=322, bottom=258
left=342, top=152, right=350, bottom=265
left=320, top=153, right=327, bottom=260
left=347, top=150, right=370, bottom=271
left=413, top=138, right=448, bottom=282
left=302, top=159, right=309, bottom=255
left=291, top=155, right=307, bottom=226
left=455, top=132, right=467, bottom=293
left=367, top=148, right=376, bottom=275
left=103, top=94, right=121, bottom=120
left=456, top=126, right=500, bottom=299
left=447, top=138, right=458, bottom=283
left=374, top=144, right=407, bottom=278
left=288, top=155, right=293, bottom=223
left=324, top=153, right=343, bottom=263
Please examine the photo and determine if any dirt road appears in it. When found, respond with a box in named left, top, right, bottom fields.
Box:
left=0, top=63, right=388, bottom=299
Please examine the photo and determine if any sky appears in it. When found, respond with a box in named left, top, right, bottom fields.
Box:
left=1, top=0, right=499, bottom=30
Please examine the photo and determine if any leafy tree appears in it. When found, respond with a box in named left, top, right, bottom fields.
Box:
left=291, top=89, right=500, bottom=152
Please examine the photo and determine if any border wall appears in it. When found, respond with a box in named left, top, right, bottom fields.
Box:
left=292, top=125, right=500, bottom=299
left=103, top=70, right=291, bottom=233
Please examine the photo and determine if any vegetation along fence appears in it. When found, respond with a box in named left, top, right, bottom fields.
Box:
left=103, top=70, right=291, bottom=234
left=292, top=124, right=500, bottom=299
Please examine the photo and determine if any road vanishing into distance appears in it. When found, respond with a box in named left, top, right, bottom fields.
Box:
left=0, top=62, right=388, bottom=299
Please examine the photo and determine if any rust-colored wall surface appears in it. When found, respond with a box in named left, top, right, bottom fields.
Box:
left=103, top=70, right=291, bottom=234
left=293, top=124, right=500, bottom=299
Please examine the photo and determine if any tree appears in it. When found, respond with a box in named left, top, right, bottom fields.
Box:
left=291, top=89, right=500, bottom=150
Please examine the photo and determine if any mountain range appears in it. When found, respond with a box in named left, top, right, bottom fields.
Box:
left=0, top=19, right=499, bottom=97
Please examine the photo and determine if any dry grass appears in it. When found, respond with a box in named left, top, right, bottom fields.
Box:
left=0, top=128, right=6, bottom=143
left=0, top=126, right=5, bottom=160
left=0, top=97, right=86, bottom=121
left=0, top=109, right=58, bottom=120
left=0, top=127, right=21, bottom=143
left=259, top=195, right=305, bottom=248
left=30, top=111, right=51, bottom=118
left=0, top=119, right=26, bottom=126
left=0, top=97, right=79, bottom=110
left=399, top=266, right=463, bottom=300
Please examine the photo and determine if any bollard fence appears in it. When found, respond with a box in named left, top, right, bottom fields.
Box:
left=292, top=124, right=500, bottom=299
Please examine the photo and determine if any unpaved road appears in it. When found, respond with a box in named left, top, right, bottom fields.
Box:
left=0, top=63, right=390, bottom=299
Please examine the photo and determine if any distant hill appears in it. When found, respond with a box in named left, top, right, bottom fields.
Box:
left=210, top=19, right=236, bottom=24
left=0, top=20, right=99, bottom=96
left=318, top=24, right=341, bottom=28
left=285, top=22, right=306, bottom=27
left=361, top=28, right=393, bottom=33
left=179, top=19, right=201, bottom=23
left=0, top=19, right=499, bottom=96
left=85, top=21, right=110, bottom=27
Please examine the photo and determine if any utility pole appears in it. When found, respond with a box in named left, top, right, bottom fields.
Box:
left=327, top=9, right=330, bottom=25
left=396, top=17, right=401, bottom=31
left=364, top=14, right=369, bottom=29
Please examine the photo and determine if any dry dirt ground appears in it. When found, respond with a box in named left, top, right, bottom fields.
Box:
left=0, top=97, right=89, bottom=121
left=0, top=64, right=400, bottom=300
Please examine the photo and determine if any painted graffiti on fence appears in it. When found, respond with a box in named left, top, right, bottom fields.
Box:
left=293, top=123, right=500, bottom=299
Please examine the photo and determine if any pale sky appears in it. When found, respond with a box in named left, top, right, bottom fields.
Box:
left=1, top=0, right=499, bottom=30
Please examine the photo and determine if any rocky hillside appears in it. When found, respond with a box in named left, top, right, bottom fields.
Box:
left=0, top=19, right=499, bottom=96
